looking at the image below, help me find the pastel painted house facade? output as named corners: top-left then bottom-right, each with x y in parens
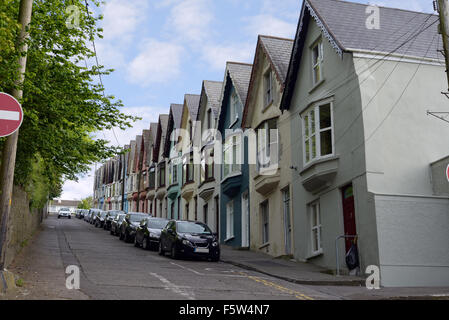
top-left (197, 80), bottom-right (223, 235)
top-left (242, 35), bottom-right (294, 258)
top-left (217, 62), bottom-right (253, 248)
top-left (153, 114), bottom-right (169, 218)
top-left (280, 0), bottom-right (449, 287)
top-left (146, 122), bottom-right (158, 216)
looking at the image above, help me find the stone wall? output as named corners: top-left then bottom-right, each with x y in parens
top-left (4, 185), bottom-right (45, 268)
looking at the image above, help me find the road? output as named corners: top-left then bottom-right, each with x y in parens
top-left (9, 215), bottom-right (344, 300)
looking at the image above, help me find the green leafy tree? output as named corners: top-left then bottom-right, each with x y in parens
top-left (0, 0), bottom-right (139, 206)
top-left (78, 196), bottom-right (93, 209)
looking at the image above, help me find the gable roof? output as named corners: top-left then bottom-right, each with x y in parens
top-left (134, 135), bottom-right (142, 172)
top-left (281, 0), bottom-right (441, 110)
top-left (217, 62), bottom-right (253, 131)
top-left (153, 114), bottom-right (169, 162)
top-left (184, 94), bottom-right (201, 121)
top-left (241, 35), bottom-right (294, 127)
top-left (202, 80), bottom-right (223, 117)
top-left (164, 103), bottom-right (184, 157)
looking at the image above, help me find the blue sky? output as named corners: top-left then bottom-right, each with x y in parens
top-left (61, 0), bottom-right (434, 200)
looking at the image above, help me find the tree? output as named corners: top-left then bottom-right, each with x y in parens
top-left (0, 0), bottom-right (139, 204)
top-left (78, 196), bottom-right (93, 209)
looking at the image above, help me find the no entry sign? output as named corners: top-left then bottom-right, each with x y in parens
top-left (0, 92), bottom-right (23, 138)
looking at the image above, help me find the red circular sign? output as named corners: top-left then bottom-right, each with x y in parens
top-left (0, 92), bottom-right (23, 137)
top-left (446, 164), bottom-right (449, 182)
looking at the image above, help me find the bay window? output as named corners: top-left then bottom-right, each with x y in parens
top-left (302, 101), bottom-right (333, 165)
top-left (257, 118), bottom-right (278, 173)
top-left (158, 162), bottom-right (165, 188)
top-left (222, 133), bottom-right (242, 180)
top-left (182, 153), bottom-right (194, 186)
top-left (148, 167), bottom-right (155, 189)
top-left (200, 147), bottom-right (214, 184)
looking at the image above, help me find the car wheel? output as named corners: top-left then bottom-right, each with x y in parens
top-left (134, 236), bottom-right (140, 247)
top-left (158, 242), bottom-right (165, 256)
top-left (124, 231), bottom-right (129, 243)
top-left (119, 230), bottom-right (124, 240)
top-left (110, 229), bottom-right (114, 235)
top-left (68, 216), bottom-right (71, 219)
top-left (211, 256), bottom-right (219, 262)
top-left (171, 245), bottom-right (179, 260)
top-left (58, 215), bottom-right (60, 219)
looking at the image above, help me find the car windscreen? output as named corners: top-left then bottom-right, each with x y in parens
top-left (60, 208), bottom-right (70, 211)
top-left (177, 222), bottom-right (212, 235)
top-left (100, 212), bottom-right (108, 217)
top-left (108, 212), bottom-right (118, 218)
top-left (117, 215), bottom-right (125, 222)
top-left (148, 219), bottom-right (169, 229)
top-left (128, 214), bottom-right (146, 222)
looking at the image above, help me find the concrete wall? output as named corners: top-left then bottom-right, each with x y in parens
top-left (5, 185), bottom-right (45, 268)
top-left (430, 156), bottom-right (449, 196)
top-left (375, 194), bottom-right (449, 287)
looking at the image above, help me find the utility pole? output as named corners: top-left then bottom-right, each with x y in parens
top-left (438, 0), bottom-right (449, 90)
top-left (0, 0), bottom-right (33, 270)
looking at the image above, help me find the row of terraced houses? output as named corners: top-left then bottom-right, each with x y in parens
top-left (93, 0), bottom-right (449, 287)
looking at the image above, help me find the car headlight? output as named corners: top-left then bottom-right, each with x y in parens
top-left (212, 242), bottom-right (218, 247)
top-left (182, 239), bottom-right (193, 247)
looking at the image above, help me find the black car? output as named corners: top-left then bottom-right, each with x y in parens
top-left (110, 213), bottom-right (126, 236)
top-left (119, 213), bottom-right (148, 243)
top-left (159, 220), bottom-right (220, 261)
top-left (104, 211), bottom-right (122, 230)
top-left (78, 209), bottom-right (88, 219)
top-left (95, 211), bottom-right (108, 228)
top-left (87, 209), bottom-right (101, 224)
top-left (134, 217), bottom-right (169, 250)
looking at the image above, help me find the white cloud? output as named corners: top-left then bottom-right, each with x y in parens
top-left (244, 14), bottom-right (296, 39)
top-left (101, 0), bottom-right (148, 42)
top-left (61, 170), bottom-right (95, 200)
top-left (167, 0), bottom-right (214, 42)
top-left (126, 39), bottom-right (184, 85)
top-left (201, 43), bottom-right (254, 70)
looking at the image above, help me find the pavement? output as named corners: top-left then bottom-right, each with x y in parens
top-left (221, 246), bottom-right (365, 286)
top-left (1, 215), bottom-right (448, 300)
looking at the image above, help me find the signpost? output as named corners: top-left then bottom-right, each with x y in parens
top-left (0, 93), bottom-right (23, 138)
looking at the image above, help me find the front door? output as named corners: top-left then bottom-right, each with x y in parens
top-left (214, 196), bottom-right (219, 239)
top-left (341, 184), bottom-right (357, 252)
top-left (283, 187), bottom-right (292, 255)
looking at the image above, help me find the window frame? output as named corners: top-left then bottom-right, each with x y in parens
top-left (309, 201), bottom-right (322, 255)
top-left (222, 132), bottom-right (243, 181)
top-left (256, 118), bottom-right (278, 173)
top-left (264, 68), bottom-right (273, 108)
top-left (311, 38), bottom-right (324, 85)
top-left (302, 99), bottom-right (334, 166)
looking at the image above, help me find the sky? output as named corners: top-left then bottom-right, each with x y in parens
top-left (60, 0), bottom-right (434, 200)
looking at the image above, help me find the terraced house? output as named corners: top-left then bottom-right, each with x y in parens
top-left (146, 123), bottom-right (158, 215)
top-left (164, 104), bottom-right (184, 220)
top-left (153, 114), bottom-right (169, 218)
top-left (242, 35), bottom-right (294, 258)
top-left (180, 94), bottom-right (201, 221)
top-left (197, 80), bottom-right (223, 235)
top-left (280, 0), bottom-right (449, 286)
top-left (217, 62), bottom-right (252, 248)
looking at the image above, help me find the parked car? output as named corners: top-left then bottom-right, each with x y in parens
top-left (110, 213), bottom-right (126, 236)
top-left (75, 209), bottom-right (82, 219)
top-left (87, 209), bottom-right (101, 224)
top-left (134, 217), bottom-right (168, 250)
top-left (95, 211), bottom-right (108, 228)
top-left (119, 213), bottom-right (148, 243)
top-left (81, 209), bottom-right (89, 219)
top-left (104, 211), bottom-right (122, 230)
top-left (159, 220), bottom-right (220, 261)
top-left (58, 207), bottom-right (71, 219)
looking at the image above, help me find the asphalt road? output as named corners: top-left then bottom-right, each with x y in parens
top-left (45, 215), bottom-right (340, 300)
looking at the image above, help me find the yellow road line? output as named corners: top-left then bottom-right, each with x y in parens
top-left (238, 272), bottom-right (314, 300)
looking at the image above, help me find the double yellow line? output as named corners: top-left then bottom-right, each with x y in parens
top-left (238, 272), bottom-right (314, 300)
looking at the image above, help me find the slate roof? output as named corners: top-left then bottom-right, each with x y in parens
top-left (307, 0), bottom-right (441, 60)
top-left (226, 62), bottom-right (253, 106)
top-left (203, 81), bottom-right (223, 117)
top-left (153, 114), bottom-right (169, 162)
top-left (150, 122), bottom-right (158, 143)
top-left (184, 94), bottom-right (201, 120)
top-left (170, 104), bottom-right (184, 129)
top-left (280, 0), bottom-right (442, 111)
top-left (259, 35), bottom-right (294, 84)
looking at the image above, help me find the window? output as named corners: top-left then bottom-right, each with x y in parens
top-left (264, 69), bottom-right (273, 107)
top-left (207, 109), bottom-right (212, 129)
top-left (257, 118), bottom-right (278, 173)
top-left (169, 158), bottom-right (179, 186)
top-left (303, 101), bottom-right (333, 165)
top-left (261, 201), bottom-right (269, 244)
top-left (230, 92), bottom-right (239, 123)
top-left (182, 153), bottom-right (194, 185)
top-left (223, 133), bottom-right (242, 179)
top-left (200, 147), bottom-right (214, 183)
top-left (226, 201), bottom-right (234, 239)
top-left (310, 202), bottom-right (322, 254)
top-left (158, 163), bottom-right (165, 188)
top-left (149, 167), bottom-right (155, 189)
top-left (312, 39), bottom-right (323, 85)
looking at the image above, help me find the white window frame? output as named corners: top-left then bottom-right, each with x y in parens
top-left (264, 69), bottom-right (273, 107)
top-left (302, 99), bottom-right (334, 166)
top-left (311, 39), bottom-right (324, 85)
top-left (222, 132), bottom-right (242, 181)
top-left (230, 92), bottom-right (239, 125)
top-left (310, 201), bottom-right (322, 255)
top-left (226, 200), bottom-right (234, 240)
top-left (257, 118), bottom-right (278, 173)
